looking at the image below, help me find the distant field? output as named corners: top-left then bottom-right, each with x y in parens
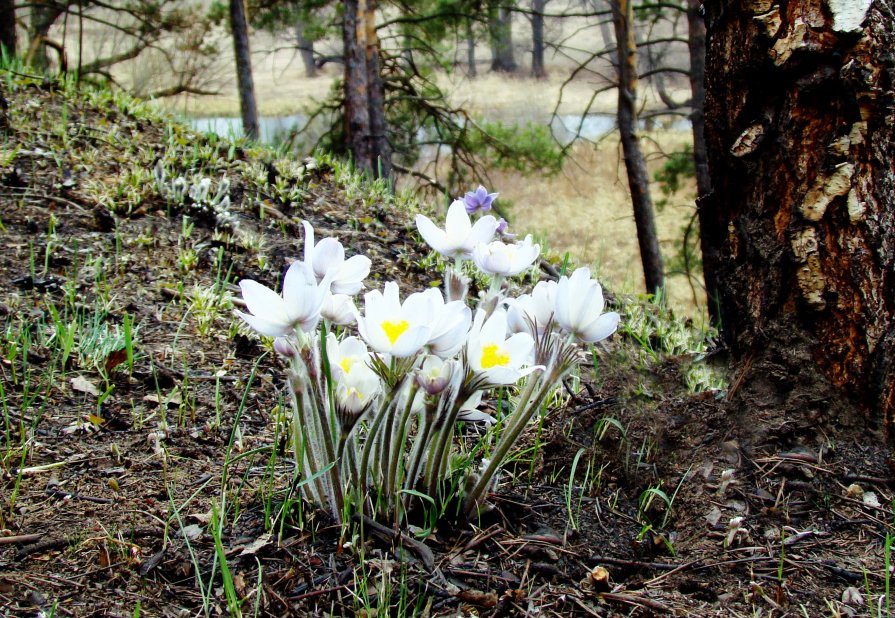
top-left (148, 15), bottom-right (703, 317)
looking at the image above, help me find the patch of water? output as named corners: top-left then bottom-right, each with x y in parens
top-left (187, 112), bottom-right (690, 146)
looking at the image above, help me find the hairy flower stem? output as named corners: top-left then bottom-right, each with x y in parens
top-left (356, 376), bottom-right (406, 512)
top-left (425, 380), bottom-right (478, 499)
top-left (289, 376), bottom-right (329, 516)
top-left (463, 363), bottom-right (569, 516)
top-left (387, 381), bottom-right (419, 522)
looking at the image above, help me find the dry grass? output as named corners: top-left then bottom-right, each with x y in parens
top-left (491, 132), bottom-right (704, 317)
top-left (148, 20), bottom-right (702, 317)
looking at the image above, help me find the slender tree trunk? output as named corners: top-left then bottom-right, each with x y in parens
top-left (364, 0), bottom-right (390, 179)
top-left (229, 0), bottom-right (259, 140)
top-left (612, 0), bottom-right (664, 296)
top-left (466, 18), bottom-right (476, 77)
top-left (686, 0), bottom-right (718, 322)
top-left (0, 0), bottom-right (16, 57)
top-left (530, 0), bottom-right (547, 78)
top-left (27, 2), bottom-right (61, 70)
top-left (703, 2), bottom-right (895, 438)
top-left (295, 20), bottom-right (317, 77)
top-left (489, 6), bottom-right (516, 73)
top-left (343, 0), bottom-right (372, 175)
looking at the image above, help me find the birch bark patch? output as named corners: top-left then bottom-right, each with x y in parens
top-left (800, 163), bottom-right (854, 221)
top-left (826, 0), bottom-right (871, 33)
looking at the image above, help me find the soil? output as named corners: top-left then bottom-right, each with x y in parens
top-left (0, 74), bottom-right (892, 618)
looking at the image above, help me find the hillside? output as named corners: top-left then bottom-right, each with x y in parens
top-left (0, 72), bottom-right (889, 617)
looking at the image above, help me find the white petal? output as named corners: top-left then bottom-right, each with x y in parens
top-left (445, 199), bottom-right (472, 240)
top-left (302, 220), bottom-right (315, 266)
top-left (415, 214), bottom-right (451, 255)
top-left (578, 312), bottom-right (620, 343)
top-left (239, 279), bottom-right (288, 323)
top-left (235, 310), bottom-right (290, 337)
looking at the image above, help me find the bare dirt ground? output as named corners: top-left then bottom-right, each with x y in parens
top-left (0, 74), bottom-right (892, 618)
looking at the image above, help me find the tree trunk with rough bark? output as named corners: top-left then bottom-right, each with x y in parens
top-left (0, 0), bottom-right (16, 57)
top-left (341, 0), bottom-right (389, 179)
top-left (295, 20), bottom-right (317, 77)
top-left (229, 0), bottom-right (259, 140)
top-left (343, 0), bottom-right (372, 175)
top-left (703, 1), bottom-right (895, 440)
top-left (530, 0), bottom-right (547, 78)
top-left (489, 6), bottom-right (517, 73)
top-left (612, 0), bottom-right (664, 296)
top-left (466, 18), bottom-right (476, 77)
top-left (27, 2), bottom-right (62, 70)
top-left (686, 0), bottom-right (718, 322)
top-left (364, 0), bottom-right (390, 179)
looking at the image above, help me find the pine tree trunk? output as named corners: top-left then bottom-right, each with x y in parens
top-left (466, 18), bottom-right (477, 77)
top-left (229, 0), bottom-right (259, 140)
top-left (342, 0), bottom-right (373, 175)
top-left (0, 0), bottom-right (16, 57)
top-left (686, 0), bottom-right (718, 321)
top-left (295, 20), bottom-right (317, 77)
top-left (364, 0), bottom-right (390, 179)
top-left (703, 2), bottom-right (895, 437)
top-left (612, 0), bottom-right (664, 296)
top-left (489, 6), bottom-right (516, 73)
top-left (530, 0), bottom-right (547, 79)
top-left (27, 2), bottom-right (61, 70)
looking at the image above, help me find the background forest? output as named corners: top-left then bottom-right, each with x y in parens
top-left (1, 1), bottom-right (894, 617)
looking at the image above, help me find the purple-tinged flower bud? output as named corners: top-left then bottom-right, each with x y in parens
top-left (273, 337), bottom-right (297, 358)
top-left (496, 218), bottom-right (516, 239)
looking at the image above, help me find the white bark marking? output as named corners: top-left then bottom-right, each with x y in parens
top-left (826, 0), bottom-right (871, 33)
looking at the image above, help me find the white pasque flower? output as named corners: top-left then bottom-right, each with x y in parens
top-left (466, 309), bottom-right (540, 385)
top-left (416, 355), bottom-right (458, 395)
top-left (321, 292), bottom-right (357, 326)
top-left (326, 333), bottom-right (372, 381)
top-left (236, 261), bottom-right (330, 337)
top-left (420, 288), bottom-right (472, 358)
top-left (472, 234), bottom-right (540, 277)
top-left (302, 220), bottom-right (371, 295)
top-left (456, 390), bottom-right (496, 426)
top-left (336, 362), bottom-right (382, 417)
top-left (355, 282), bottom-right (433, 357)
top-left (415, 199), bottom-right (499, 260)
top-left (506, 280), bottom-right (557, 337)
top-left (554, 267), bottom-right (620, 343)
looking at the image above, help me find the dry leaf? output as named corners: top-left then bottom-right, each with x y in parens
top-left (104, 348), bottom-right (128, 373)
top-left (71, 376), bottom-right (101, 397)
top-left (239, 533), bottom-right (272, 556)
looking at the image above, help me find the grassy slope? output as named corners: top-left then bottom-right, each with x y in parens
top-left (0, 71), bottom-right (744, 617)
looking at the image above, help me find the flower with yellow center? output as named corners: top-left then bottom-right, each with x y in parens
top-left (355, 282), bottom-right (433, 357)
top-left (326, 334), bottom-right (372, 381)
top-left (466, 309), bottom-right (540, 385)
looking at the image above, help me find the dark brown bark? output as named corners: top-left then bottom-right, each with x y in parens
top-left (530, 0), bottom-right (547, 79)
top-left (489, 6), bottom-right (516, 73)
top-left (295, 20), bottom-right (317, 77)
top-left (612, 0), bottom-right (664, 296)
top-left (342, 0), bottom-right (372, 175)
top-left (703, 2), bottom-right (895, 434)
top-left (364, 0), bottom-right (390, 179)
top-left (0, 0), bottom-right (16, 57)
top-left (229, 0), bottom-right (259, 140)
top-left (685, 0), bottom-right (719, 322)
top-left (466, 18), bottom-right (476, 77)
top-left (27, 2), bottom-right (62, 70)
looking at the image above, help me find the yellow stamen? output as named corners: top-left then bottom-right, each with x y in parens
top-left (480, 343), bottom-right (510, 369)
top-left (340, 358), bottom-right (354, 374)
top-left (381, 320), bottom-right (410, 345)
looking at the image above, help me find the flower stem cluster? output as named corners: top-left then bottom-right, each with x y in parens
top-left (236, 191), bottom-right (619, 528)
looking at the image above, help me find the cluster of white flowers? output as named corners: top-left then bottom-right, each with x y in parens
top-left (153, 160), bottom-right (237, 229)
top-left (235, 189), bottom-right (619, 526)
